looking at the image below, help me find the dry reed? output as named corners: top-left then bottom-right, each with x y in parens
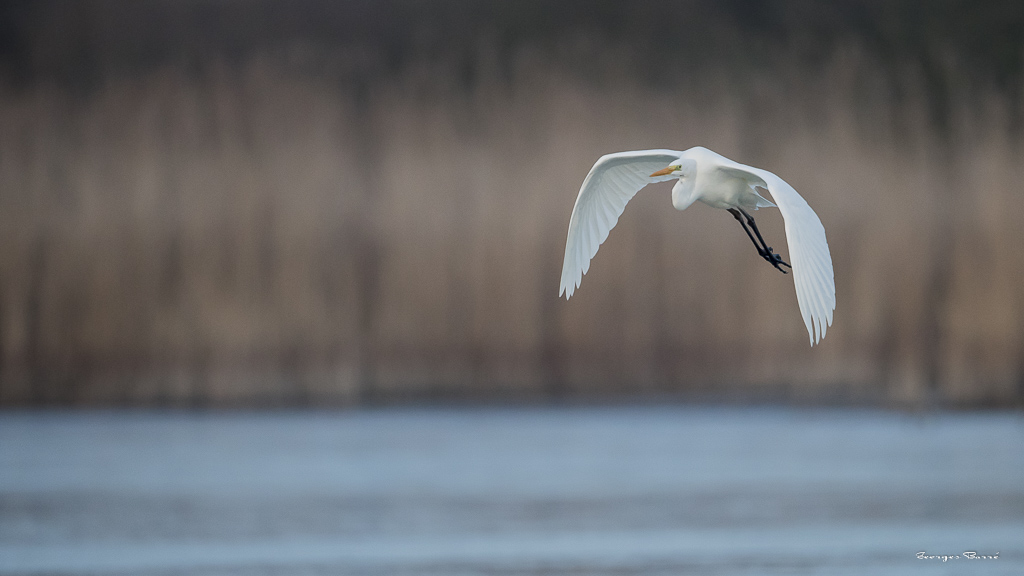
top-left (0, 44), bottom-right (1020, 407)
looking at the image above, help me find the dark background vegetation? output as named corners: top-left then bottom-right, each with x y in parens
top-left (0, 0), bottom-right (1022, 407)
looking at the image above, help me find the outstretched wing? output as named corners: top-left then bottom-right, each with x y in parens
top-left (719, 163), bottom-right (836, 345)
top-left (560, 149), bottom-right (683, 299)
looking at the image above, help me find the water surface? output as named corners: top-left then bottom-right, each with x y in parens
top-left (1, 407), bottom-right (1021, 575)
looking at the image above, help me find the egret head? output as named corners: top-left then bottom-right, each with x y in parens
top-left (650, 164), bottom-right (684, 178)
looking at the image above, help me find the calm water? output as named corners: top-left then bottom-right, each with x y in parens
top-left (1, 407), bottom-right (1022, 575)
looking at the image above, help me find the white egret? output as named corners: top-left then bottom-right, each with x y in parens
top-left (559, 146), bottom-right (835, 345)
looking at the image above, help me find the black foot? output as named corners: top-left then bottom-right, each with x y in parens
top-left (762, 247), bottom-right (791, 274)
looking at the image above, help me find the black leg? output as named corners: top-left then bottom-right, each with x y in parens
top-left (729, 208), bottom-right (791, 273)
top-left (737, 208), bottom-right (772, 253)
top-left (727, 209), bottom-right (766, 256)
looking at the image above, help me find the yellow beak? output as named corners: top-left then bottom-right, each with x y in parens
top-left (649, 166), bottom-right (675, 177)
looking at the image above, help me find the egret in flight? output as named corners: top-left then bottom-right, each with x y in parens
top-left (559, 147), bottom-right (835, 345)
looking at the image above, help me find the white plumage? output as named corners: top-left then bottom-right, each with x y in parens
top-left (559, 146), bottom-right (835, 346)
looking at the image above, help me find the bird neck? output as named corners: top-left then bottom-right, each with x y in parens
top-left (671, 177), bottom-right (697, 211)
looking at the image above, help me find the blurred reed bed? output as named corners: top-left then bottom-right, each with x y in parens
top-left (0, 42), bottom-right (1020, 407)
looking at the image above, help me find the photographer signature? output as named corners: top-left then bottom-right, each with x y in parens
top-left (917, 551), bottom-right (999, 562)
